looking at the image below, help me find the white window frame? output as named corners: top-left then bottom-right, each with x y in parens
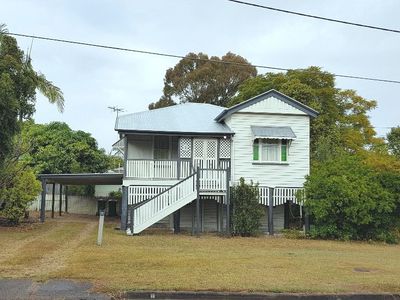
top-left (253, 138), bottom-right (289, 163)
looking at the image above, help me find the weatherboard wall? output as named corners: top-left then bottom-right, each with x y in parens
top-left (225, 95), bottom-right (310, 187)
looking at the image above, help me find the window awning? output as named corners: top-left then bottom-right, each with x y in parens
top-left (251, 126), bottom-right (297, 140)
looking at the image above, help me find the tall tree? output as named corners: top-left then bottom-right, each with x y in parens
top-left (148, 52), bottom-right (257, 109)
top-left (0, 25), bottom-right (64, 162)
top-left (230, 67), bottom-right (381, 158)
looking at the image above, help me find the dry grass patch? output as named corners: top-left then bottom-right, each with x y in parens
top-left (1, 215), bottom-right (400, 294)
top-left (0, 218), bottom-right (87, 277)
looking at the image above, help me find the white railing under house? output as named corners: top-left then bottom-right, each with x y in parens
top-left (198, 169), bottom-right (227, 193)
top-left (129, 172), bottom-right (197, 234)
top-left (126, 159), bottom-right (191, 180)
top-left (258, 187), bottom-right (304, 206)
top-left (128, 185), bottom-right (169, 205)
top-left (273, 187), bottom-right (304, 206)
top-left (258, 186), bottom-right (270, 205)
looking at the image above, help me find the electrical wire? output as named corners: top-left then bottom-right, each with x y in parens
top-left (5, 32), bottom-right (400, 84)
top-left (227, 0), bottom-right (400, 34)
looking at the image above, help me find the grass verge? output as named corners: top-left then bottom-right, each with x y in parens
top-left (1, 215), bottom-right (400, 294)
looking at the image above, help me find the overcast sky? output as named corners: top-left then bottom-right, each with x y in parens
top-left (1, 0), bottom-right (399, 152)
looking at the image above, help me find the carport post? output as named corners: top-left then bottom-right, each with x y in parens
top-left (65, 186), bottom-right (68, 213)
top-left (121, 186), bottom-right (128, 231)
top-left (40, 179), bottom-right (47, 222)
top-left (59, 184), bottom-right (63, 216)
top-left (51, 183), bottom-right (55, 218)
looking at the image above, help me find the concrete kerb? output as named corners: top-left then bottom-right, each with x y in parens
top-left (123, 291), bottom-right (400, 300)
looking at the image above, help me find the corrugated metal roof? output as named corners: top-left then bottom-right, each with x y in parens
top-left (251, 126), bottom-right (297, 139)
top-left (115, 103), bottom-right (233, 135)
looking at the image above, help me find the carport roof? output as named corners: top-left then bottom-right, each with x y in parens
top-left (38, 173), bottom-right (123, 185)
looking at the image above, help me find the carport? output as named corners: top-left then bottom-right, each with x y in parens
top-left (38, 173), bottom-right (123, 224)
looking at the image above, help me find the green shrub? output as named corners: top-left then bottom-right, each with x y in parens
top-left (0, 165), bottom-right (41, 224)
top-left (231, 178), bottom-right (264, 237)
top-left (304, 153), bottom-right (400, 243)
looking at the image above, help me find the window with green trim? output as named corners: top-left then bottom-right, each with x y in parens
top-left (253, 138), bottom-right (289, 162)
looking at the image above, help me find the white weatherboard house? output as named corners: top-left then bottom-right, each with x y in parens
top-left (115, 90), bottom-right (318, 235)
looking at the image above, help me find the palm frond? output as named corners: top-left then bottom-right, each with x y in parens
top-left (0, 23), bottom-right (8, 34)
top-left (35, 72), bottom-right (65, 112)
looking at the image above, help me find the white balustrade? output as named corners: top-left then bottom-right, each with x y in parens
top-left (273, 187), bottom-right (303, 206)
top-left (128, 186), bottom-right (169, 205)
top-left (126, 159), bottom-right (192, 179)
top-left (257, 187), bottom-right (304, 206)
top-left (131, 173), bottom-right (197, 234)
top-left (199, 169), bottom-right (227, 192)
top-left (258, 187), bottom-right (270, 205)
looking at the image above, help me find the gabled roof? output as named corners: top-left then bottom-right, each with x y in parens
top-left (215, 89), bottom-right (319, 121)
top-left (115, 103), bottom-right (233, 135)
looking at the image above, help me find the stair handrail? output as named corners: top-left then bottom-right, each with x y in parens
top-left (130, 171), bottom-right (197, 211)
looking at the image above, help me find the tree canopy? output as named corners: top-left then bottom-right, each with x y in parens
top-left (230, 67), bottom-right (382, 158)
top-left (21, 121), bottom-right (112, 174)
top-left (148, 52), bottom-right (257, 109)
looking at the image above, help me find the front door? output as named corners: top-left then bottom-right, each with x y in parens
top-left (193, 138), bottom-right (218, 169)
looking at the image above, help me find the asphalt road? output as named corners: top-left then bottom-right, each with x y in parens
top-left (0, 279), bottom-right (110, 300)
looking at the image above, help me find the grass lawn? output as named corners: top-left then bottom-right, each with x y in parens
top-left (1, 214), bottom-right (400, 294)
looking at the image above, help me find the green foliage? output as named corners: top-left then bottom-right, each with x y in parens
top-left (21, 121), bottom-right (111, 174)
top-left (148, 96), bottom-right (176, 110)
top-left (0, 72), bottom-right (19, 163)
top-left (304, 152), bottom-right (400, 243)
top-left (231, 178), bottom-right (264, 236)
top-left (230, 67), bottom-right (381, 159)
top-left (0, 163), bottom-right (41, 224)
top-left (109, 190), bottom-right (122, 199)
top-left (0, 24), bottom-right (63, 165)
top-left (387, 126), bottom-right (400, 158)
top-left (107, 155), bottom-right (123, 170)
top-left (148, 52), bottom-right (257, 109)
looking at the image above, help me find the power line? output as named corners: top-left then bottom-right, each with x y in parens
top-left (5, 32), bottom-right (400, 84)
top-left (227, 0), bottom-right (400, 34)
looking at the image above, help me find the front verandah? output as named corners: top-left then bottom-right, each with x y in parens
top-left (123, 134), bottom-right (231, 180)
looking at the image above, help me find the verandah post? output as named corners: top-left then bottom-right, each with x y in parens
top-left (121, 185), bottom-right (128, 231)
top-left (196, 168), bottom-right (200, 237)
top-left (40, 179), bottom-right (47, 223)
top-left (173, 209), bottom-right (181, 234)
top-left (226, 169), bottom-right (230, 235)
top-left (268, 187), bottom-right (274, 235)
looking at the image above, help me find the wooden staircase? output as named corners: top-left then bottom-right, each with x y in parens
top-left (127, 172), bottom-right (198, 234)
